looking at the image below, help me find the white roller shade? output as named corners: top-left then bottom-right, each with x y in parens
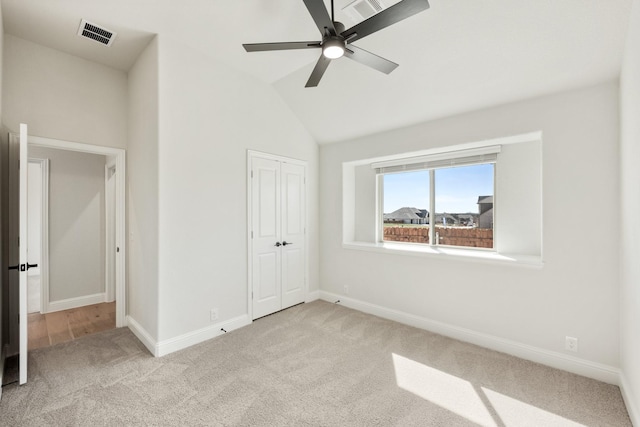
top-left (372, 146), bottom-right (501, 174)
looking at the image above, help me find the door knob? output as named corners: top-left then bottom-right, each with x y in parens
top-left (282, 241), bottom-right (293, 246)
top-left (274, 242), bottom-right (282, 247)
top-left (8, 263), bottom-right (38, 271)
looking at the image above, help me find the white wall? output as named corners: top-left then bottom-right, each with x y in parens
top-left (2, 35), bottom-right (127, 149)
top-left (27, 162), bottom-right (42, 276)
top-left (127, 37), bottom-right (160, 341)
top-left (495, 141), bottom-right (542, 256)
top-left (156, 37), bottom-right (319, 342)
top-left (320, 82), bottom-right (620, 369)
top-left (353, 164), bottom-right (376, 242)
top-left (619, 0), bottom-right (640, 421)
top-left (29, 146), bottom-right (106, 303)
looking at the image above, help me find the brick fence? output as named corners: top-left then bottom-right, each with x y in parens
top-left (383, 226), bottom-right (493, 248)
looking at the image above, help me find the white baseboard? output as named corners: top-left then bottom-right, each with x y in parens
top-left (620, 374), bottom-right (639, 426)
top-left (306, 290), bottom-right (320, 302)
top-left (319, 291), bottom-right (621, 385)
top-left (127, 314), bottom-right (252, 358)
top-left (127, 316), bottom-right (159, 356)
top-left (46, 293), bottom-right (107, 313)
top-left (156, 315), bottom-right (251, 357)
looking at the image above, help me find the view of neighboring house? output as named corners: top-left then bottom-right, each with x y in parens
top-left (383, 207), bottom-right (429, 224)
top-left (385, 196), bottom-right (493, 228)
top-left (456, 214), bottom-right (476, 226)
top-left (435, 213), bottom-right (460, 226)
top-left (477, 195), bottom-right (494, 229)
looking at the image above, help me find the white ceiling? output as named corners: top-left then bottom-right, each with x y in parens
top-left (1, 0), bottom-right (633, 143)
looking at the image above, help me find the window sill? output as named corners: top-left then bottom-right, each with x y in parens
top-left (342, 241), bottom-right (543, 268)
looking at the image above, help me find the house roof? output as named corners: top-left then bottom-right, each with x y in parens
top-left (456, 214), bottom-right (476, 220)
top-left (478, 196), bottom-right (494, 204)
top-left (384, 207), bottom-right (428, 220)
top-left (0, 0), bottom-right (632, 144)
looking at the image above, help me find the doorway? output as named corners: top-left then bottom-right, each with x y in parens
top-left (247, 151), bottom-right (308, 320)
top-left (24, 137), bottom-right (125, 326)
top-left (6, 131), bottom-right (126, 383)
top-left (26, 135), bottom-right (126, 329)
top-left (24, 151), bottom-right (119, 351)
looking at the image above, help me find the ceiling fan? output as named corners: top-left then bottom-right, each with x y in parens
top-left (242, 0), bottom-right (430, 87)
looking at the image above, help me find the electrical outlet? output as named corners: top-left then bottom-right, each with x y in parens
top-left (210, 308), bottom-right (219, 322)
top-left (565, 336), bottom-right (578, 352)
top-left (344, 285), bottom-right (349, 295)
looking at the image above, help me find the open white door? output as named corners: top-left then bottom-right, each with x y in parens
top-left (19, 123), bottom-right (29, 384)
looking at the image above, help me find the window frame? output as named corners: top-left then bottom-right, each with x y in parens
top-left (376, 149), bottom-right (498, 251)
top-left (342, 132), bottom-right (543, 268)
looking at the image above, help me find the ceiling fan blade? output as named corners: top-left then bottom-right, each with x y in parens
top-left (305, 55), bottom-right (331, 87)
top-left (341, 0), bottom-right (430, 44)
top-left (303, 0), bottom-right (337, 36)
top-left (344, 45), bottom-right (398, 74)
top-left (243, 41), bottom-right (321, 52)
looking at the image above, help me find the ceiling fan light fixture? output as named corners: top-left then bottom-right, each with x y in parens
top-left (322, 38), bottom-right (345, 59)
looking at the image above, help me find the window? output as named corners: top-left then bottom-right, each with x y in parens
top-left (376, 147), bottom-right (498, 250)
top-left (343, 133), bottom-right (542, 264)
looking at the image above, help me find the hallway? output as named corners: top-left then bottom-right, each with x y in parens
top-left (27, 302), bottom-right (116, 350)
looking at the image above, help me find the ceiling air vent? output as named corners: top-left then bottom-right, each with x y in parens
top-left (77, 19), bottom-right (117, 47)
top-left (343, 0), bottom-right (384, 22)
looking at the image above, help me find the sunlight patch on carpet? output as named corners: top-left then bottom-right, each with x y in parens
top-left (393, 353), bottom-right (588, 427)
top-left (482, 387), bottom-right (586, 427)
top-left (392, 353), bottom-right (497, 426)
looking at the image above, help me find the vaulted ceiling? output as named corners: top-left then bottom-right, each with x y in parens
top-left (1, 0), bottom-right (633, 143)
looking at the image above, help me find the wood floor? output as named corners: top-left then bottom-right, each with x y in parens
top-left (27, 302), bottom-right (116, 350)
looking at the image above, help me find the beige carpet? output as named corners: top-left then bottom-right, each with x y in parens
top-left (0, 300), bottom-right (632, 426)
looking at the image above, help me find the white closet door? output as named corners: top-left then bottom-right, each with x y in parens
top-left (251, 157), bottom-right (282, 319)
top-left (280, 162), bottom-right (305, 309)
top-left (250, 154), bottom-right (307, 320)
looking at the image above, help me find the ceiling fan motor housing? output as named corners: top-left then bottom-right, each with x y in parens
top-left (333, 21), bottom-right (346, 34)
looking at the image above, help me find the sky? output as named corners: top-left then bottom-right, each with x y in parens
top-left (383, 164), bottom-right (494, 214)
